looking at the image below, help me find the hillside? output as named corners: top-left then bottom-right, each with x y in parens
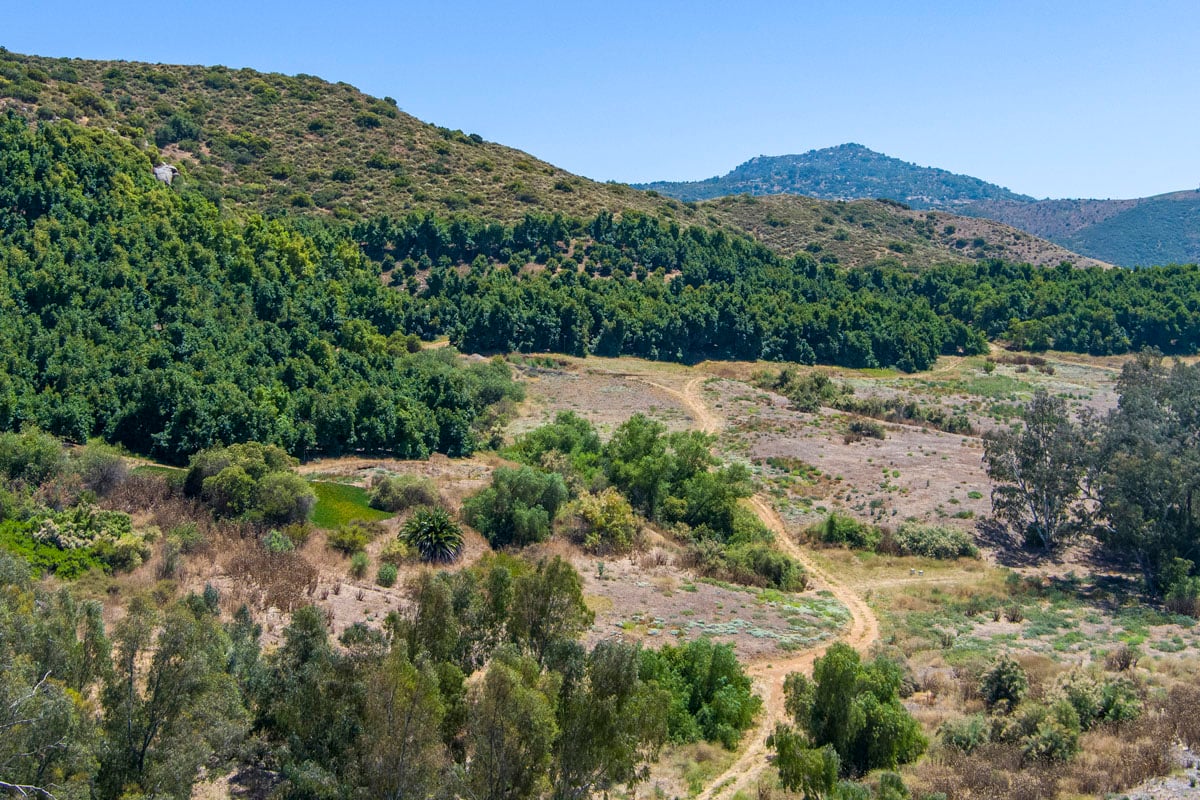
top-left (699, 194), bottom-right (1109, 269)
top-left (637, 139), bottom-right (1200, 267)
top-left (0, 48), bottom-right (687, 224)
top-left (962, 190), bottom-right (1200, 265)
top-left (0, 49), bottom-right (1098, 270)
top-left (636, 143), bottom-right (1034, 208)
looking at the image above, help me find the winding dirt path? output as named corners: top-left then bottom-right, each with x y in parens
top-left (645, 374), bottom-right (881, 799)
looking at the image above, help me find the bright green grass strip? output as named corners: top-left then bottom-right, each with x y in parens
top-left (132, 465), bottom-right (184, 476)
top-left (310, 482), bottom-right (392, 529)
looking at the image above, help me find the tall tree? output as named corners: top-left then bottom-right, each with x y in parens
top-left (97, 597), bottom-right (247, 800)
top-left (551, 641), bottom-right (668, 799)
top-left (779, 643), bottom-right (925, 777)
top-left (508, 557), bottom-right (594, 666)
top-left (357, 645), bottom-right (446, 800)
top-left (1092, 354), bottom-right (1200, 586)
top-left (462, 652), bottom-right (559, 800)
top-left (983, 389), bottom-right (1089, 549)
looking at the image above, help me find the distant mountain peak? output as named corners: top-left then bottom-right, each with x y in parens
top-left (637, 145), bottom-right (1033, 209)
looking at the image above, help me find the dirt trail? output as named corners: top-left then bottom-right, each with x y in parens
top-left (638, 376), bottom-right (722, 435)
top-left (648, 374), bottom-right (881, 799)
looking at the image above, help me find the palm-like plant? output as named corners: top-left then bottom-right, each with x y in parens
top-left (400, 506), bottom-right (464, 562)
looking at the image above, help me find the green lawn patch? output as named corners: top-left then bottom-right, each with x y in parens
top-left (131, 465), bottom-right (184, 477)
top-left (310, 482), bottom-right (392, 529)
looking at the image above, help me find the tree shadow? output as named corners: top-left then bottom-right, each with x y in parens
top-left (974, 517), bottom-right (1044, 567)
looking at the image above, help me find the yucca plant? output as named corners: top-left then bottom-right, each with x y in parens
top-left (400, 506), bottom-right (464, 562)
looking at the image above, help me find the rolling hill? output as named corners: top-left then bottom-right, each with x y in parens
top-left (639, 143), bottom-right (1200, 267)
top-left (700, 194), bottom-right (1108, 268)
top-left (0, 48), bottom-right (1097, 269)
top-left (961, 190), bottom-right (1200, 266)
top-left (636, 144), bottom-right (1034, 208)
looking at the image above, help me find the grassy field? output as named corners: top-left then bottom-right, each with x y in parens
top-left (310, 481), bottom-right (392, 529)
top-left (131, 464), bottom-right (184, 477)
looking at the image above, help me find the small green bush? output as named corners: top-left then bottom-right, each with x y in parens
top-left (938, 714), bottom-right (989, 753)
top-left (1163, 559), bottom-right (1200, 616)
top-left (327, 520), bottom-right (380, 554)
top-left (0, 429), bottom-right (65, 486)
top-left (1053, 670), bottom-right (1142, 730)
top-left (812, 513), bottom-right (881, 551)
top-left (376, 562), bottom-right (398, 587)
top-left (1018, 700), bottom-right (1081, 764)
top-left (256, 472), bottom-right (316, 524)
top-left (847, 418), bottom-right (886, 440)
top-left (379, 537), bottom-right (411, 565)
top-left (369, 474), bottom-right (438, 512)
top-left (263, 529), bottom-right (295, 553)
top-left (168, 522), bottom-right (204, 553)
top-left (462, 466), bottom-right (567, 548)
top-left (349, 552), bottom-right (369, 579)
top-left (892, 523), bottom-right (978, 559)
top-left (728, 543), bottom-right (808, 591)
top-left (980, 657), bottom-right (1029, 713)
top-left (563, 488), bottom-right (637, 554)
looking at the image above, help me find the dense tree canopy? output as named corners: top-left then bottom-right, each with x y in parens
top-left (358, 210), bottom-right (1200, 370)
top-left (0, 113), bottom-right (519, 462)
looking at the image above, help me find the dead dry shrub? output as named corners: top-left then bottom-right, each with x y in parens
top-left (1015, 654), bottom-right (1062, 699)
top-left (1168, 683), bottom-right (1200, 748)
top-left (919, 669), bottom-right (955, 700)
top-left (223, 540), bottom-right (318, 612)
top-left (638, 547), bottom-right (670, 569)
top-left (919, 743), bottom-right (1055, 800)
top-left (1104, 643), bottom-right (1140, 672)
top-left (104, 473), bottom-right (176, 512)
top-left (1060, 714), bottom-right (1175, 796)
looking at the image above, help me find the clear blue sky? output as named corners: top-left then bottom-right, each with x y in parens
top-left (5, 0), bottom-right (1198, 199)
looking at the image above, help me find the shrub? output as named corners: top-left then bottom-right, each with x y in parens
top-left (0, 429), bottom-right (65, 486)
top-left (1162, 559), bottom-right (1200, 616)
top-left (349, 551), bottom-right (369, 579)
top-left (1097, 677), bottom-right (1142, 725)
top-left (1018, 700), bottom-right (1081, 764)
top-left (639, 638), bottom-right (761, 748)
top-left (376, 562), bottom-right (398, 587)
top-left (769, 726), bottom-right (839, 797)
top-left (264, 529), bottom-right (296, 554)
top-left (327, 520), bottom-right (379, 554)
top-left (785, 643), bottom-right (927, 774)
top-left (980, 657), bottom-right (1029, 713)
top-left (847, 418), bottom-right (886, 440)
top-left (186, 442), bottom-right (296, 496)
top-left (938, 714), bottom-right (989, 753)
top-left (187, 443), bottom-right (313, 522)
top-left (201, 466), bottom-right (256, 516)
top-left (368, 474), bottom-right (438, 512)
top-left (812, 513), bottom-right (880, 551)
top-left (154, 112), bottom-right (200, 146)
top-left (169, 522), bottom-right (205, 553)
top-left (379, 537), bottom-right (411, 565)
top-left (400, 506), bottom-right (464, 562)
top-left (1167, 683), bottom-right (1200, 748)
top-left (257, 472), bottom-right (317, 524)
top-left (1104, 644), bottom-right (1140, 672)
top-left (892, 523), bottom-right (978, 559)
top-left (1051, 670), bottom-right (1142, 731)
top-left (72, 440), bottom-right (128, 495)
top-left (462, 466), bottom-right (567, 548)
top-left (726, 543), bottom-right (807, 591)
top-left (563, 488), bottom-right (637, 553)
